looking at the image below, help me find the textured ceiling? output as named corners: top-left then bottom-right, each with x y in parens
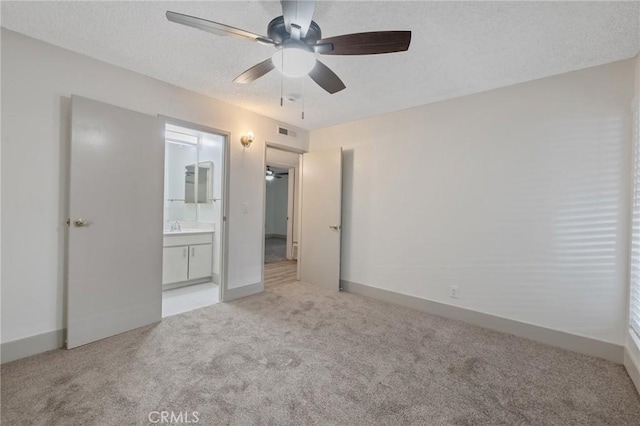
top-left (2, 1), bottom-right (639, 130)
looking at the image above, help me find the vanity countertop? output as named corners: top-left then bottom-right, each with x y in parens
top-left (163, 229), bottom-right (214, 236)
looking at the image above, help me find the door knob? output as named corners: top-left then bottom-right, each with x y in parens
top-left (73, 218), bottom-right (90, 227)
top-left (329, 225), bottom-right (340, 230)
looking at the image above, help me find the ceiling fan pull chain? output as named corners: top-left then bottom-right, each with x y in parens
top-left (280, 76), bottom-right (283, 107)
top-left (280, 49), bottom-right (284, 107)
top-left (301, 77), bottom-right (305, 120)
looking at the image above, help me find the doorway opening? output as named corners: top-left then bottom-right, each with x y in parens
top-left (162, 122), bottom-right (228, 317)
top-left (263, 146), bottom-right (302, 288)
top-left (265, 166), bottom-right (290, 263)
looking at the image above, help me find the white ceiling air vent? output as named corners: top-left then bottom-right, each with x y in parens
top-left (277, 125), bottom-right (297, 138)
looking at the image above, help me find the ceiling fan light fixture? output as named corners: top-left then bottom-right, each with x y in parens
top-left (272, 47), bottom-right (316, 78)
top-left (266, 167), bottom-right (275, 181)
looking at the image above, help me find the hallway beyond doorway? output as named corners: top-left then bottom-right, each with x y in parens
top-left (265, 237), bottom-right (287, 263)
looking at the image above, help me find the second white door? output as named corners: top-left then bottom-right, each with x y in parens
top-left (300, 148), bottom-right (342, 291)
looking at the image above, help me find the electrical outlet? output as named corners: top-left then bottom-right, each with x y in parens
top-left (449, 285), bottom-right (459, 299)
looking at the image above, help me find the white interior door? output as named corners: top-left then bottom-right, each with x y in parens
top-left (67, 96), bottom-right (164, 349)
top-left (300, 148), bottom-right (342, 290)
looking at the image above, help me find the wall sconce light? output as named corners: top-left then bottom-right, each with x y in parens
top-left (240, 132), bottom-right (254, 148)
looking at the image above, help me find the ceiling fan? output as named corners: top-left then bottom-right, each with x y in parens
top-left (266, 166), bottom-right (287, 181)
top-left (166, 1), bottom-right (411, 94)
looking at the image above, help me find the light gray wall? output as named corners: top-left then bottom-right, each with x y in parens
top-left (311, 59), bottom-right (635, 345)
top-left (0, 29), bottom-right (308, 344)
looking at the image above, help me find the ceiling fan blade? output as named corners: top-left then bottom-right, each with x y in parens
top-left (308, 60), bottom-right (346, 94)
top-left (281, 1), bottom-right (316, 38)
top-left (233, 58), bottom-right (275, 84)
top-left (317, 31), bottom-right (411, 55)
top-left (166, 11), bottom-right (275, 46)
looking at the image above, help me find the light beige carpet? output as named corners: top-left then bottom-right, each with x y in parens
top-left (2, 281), bottom-right (639, 425)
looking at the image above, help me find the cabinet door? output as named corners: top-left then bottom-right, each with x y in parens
top-left (162, 246), bottom-right (189, 285)
top-left (188, 244), bottom-right (213, 280)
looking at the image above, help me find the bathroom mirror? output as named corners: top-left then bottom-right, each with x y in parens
top-left (165, 142), bottom-right (197, 222)
top-left (185, 161), bottom-right (213, 203)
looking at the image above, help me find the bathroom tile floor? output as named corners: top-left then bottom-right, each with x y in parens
top-left (162, 282), bottom-right (219, 318)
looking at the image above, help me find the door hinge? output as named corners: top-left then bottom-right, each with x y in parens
top-left (223, 216), bottom-right (227, 222)
top-left (66, 218), bottom-right (70, 226)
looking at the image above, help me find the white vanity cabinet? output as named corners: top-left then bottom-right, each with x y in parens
top-left (162, 232), bottom-right (213, 286)
top-left (162, 246), bottom-right (190, 284)
top-left (187, 244), bottom-right (213, 280)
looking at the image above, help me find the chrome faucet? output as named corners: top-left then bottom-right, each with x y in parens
top-left (170, 221), bottom-right (181, 232)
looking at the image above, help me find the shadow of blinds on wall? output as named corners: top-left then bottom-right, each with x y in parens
top-left (631, 103), bottom-right (640, 337)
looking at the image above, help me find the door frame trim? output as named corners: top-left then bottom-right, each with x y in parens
top-left (159, 115), bottom-right (231, 303)
top-left (265, 141), bottom-right (306, 154)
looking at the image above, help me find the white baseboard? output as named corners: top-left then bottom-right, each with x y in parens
top-left (2, 281), bottom-right (265, 363)
top-left (1, 329), bottom-right (65, 364)
top-left (265, 234), bottom-right (286, 240)
top-left (4, 282), bottom-right (623, 369)
top-left (624, 332), bottom-right (640, 393)
top-left (342, 280), bottom-right (624, 363)
top-left (162, 277), bottom-right (211, 291)
top-left (224, 281), bottom-right (263, 301)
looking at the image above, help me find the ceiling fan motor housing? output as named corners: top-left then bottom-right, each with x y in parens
top-left (267, 16), bottom-right (322, 45)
